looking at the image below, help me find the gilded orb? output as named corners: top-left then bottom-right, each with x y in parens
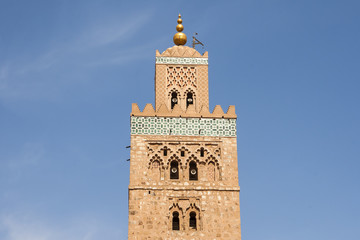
top-left (176, 24), bottom-right (184, 32)
top-left (173, 32), bottom-right (187, 46)
top-left (173, 14), bottom-right (187, 46)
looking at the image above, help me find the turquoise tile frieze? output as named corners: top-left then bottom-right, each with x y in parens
top-left (155, 57), bottom-right (208, 65)
top-left (131, 116), bottom-right (236, 137)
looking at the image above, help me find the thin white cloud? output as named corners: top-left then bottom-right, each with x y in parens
top-left (77, 12), bottom-right (152, 48)
top-left (0, 10), bottom-right (155, 101)
top-left (0, 214), bottom-right (122, 240)
top-left (1, 215), bottom-right (52, 240)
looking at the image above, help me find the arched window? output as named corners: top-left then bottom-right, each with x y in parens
top-left (170, 161), bottom-right (179, 179)
top-left (189, 211), bottom-right (197, 230)
top-left (208, 161), bottom-right (215, 181)
top-left (189, 161), bottom-right (198, 181)
top-left (152, 160), bottom-right (161, 181)
top-left (200, 148), bottom-right (204, 157)
top-left (186, 92), bottom-right (193, 107)
top-left (171, 92), bottom-right (178, 109)
top-left (172, 211), bottom-right (180, 230)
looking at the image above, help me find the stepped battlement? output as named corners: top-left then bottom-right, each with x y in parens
top-left (130, 103), bottom-right (237, 119)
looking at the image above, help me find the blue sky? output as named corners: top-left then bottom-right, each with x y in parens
top-left (0, 0), bottom-right (359, 239)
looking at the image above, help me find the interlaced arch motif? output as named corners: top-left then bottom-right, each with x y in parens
top-left (168, 202), bottom-right (201, 231)
top-left (146, 142), bottom-right (222, 182)
top-left (167, 88), bottom-right (181, 97)
top-left (167, 88), bottom-right (181, 109)
top-left (169, 203), bottom-right (184, 215)
top-left (206, 155), bottom-right (220, 181)
top-left (177, 146), bottom-right (190, 157)
top-left (184, 88), bottom-right (196, 98)
top-left (167, 66), bottom-right (197, 89)
top-left (159, 146), bottom-right (173, 157)
top-left (207, 161), bottom-right (216, 181)
top-left (214, 147), bottom-right (221, 157)
top-left (169, 203), bottom-right (183, 231)
top-left (184, 154), bottom-right (200, 168)
top-left (166, 154), bottom-right (183, 169)
top-left (206, 155), bottom-right (220, 168)
top-left (185, 203), bottom-right (201, 230)
top-left (196, 147), bottom-right (209, 158)
top-left (185, 203), bottom-right (200, 214)
top-left (177, 146), bottom-right (190, 152)
top-left (148, 154), bottom-right (164, 169)
top-left (147, 146), bottom-right (154, 156)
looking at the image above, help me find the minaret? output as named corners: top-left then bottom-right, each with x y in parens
top-left (128, 15), bottom-right (241, 239)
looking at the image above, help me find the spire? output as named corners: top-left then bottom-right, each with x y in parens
top-left (173, 14), bottom-right (187, 46)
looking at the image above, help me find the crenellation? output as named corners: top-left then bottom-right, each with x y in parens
top-left (131, 103), bottom-right (237, 119)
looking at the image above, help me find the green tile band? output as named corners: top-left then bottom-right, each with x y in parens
top-left (131, 116), bottom-right (236, 137)
top-left (155, 57), bottom-right (208, 65)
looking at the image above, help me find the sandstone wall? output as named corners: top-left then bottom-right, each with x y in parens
top-left (128, 134), bottom-right (241, 239)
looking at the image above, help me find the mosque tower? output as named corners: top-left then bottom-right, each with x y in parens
top-left (128, 14), bottom-right (241, 239)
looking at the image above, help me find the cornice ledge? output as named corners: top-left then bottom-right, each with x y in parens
top-left (128, 185), bottom-right (240, 191)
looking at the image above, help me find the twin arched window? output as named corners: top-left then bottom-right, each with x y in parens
top-left (172, 212), bottom-right (180, 230)
top-left (189, 212), bottom-right (197, 229)
top-left (170, 160), bottom-right (198, 181)
top-left (170, 161), bottom-right (179, 179)
top-left (189, 161), bottom-right (198, 181)
top-left (171, 92), bottom-right (178, 109)
top-left (170, 91), bottom-right (195, 109)
top-left (186, 92), bottom-right (193, 107)
top-left (172, 211), bottom-right (197, 231)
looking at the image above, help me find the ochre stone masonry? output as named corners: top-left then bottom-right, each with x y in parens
top-left (128, 17), bottom-right (241, 239)
top-left (128, 136), bottom-right (241, 239)
top-left (155, 46), bottom-right (209, 113)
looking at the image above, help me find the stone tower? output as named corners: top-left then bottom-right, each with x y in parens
top-left (128, 15), bottom-right (241, 239)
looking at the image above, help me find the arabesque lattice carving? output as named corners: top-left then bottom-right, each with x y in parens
top-left (146, 141), bottom-right (222, 182)
top-left (167, 66), bottom-right (197, 89)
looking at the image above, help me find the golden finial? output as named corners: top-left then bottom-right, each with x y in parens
top-left (173, 14), bottom-right (187, 46)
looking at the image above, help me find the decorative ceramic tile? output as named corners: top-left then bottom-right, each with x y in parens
top-left (156, 57), bottom-right (208, 65)
top-left (131, 116), bottom-right (236, 137)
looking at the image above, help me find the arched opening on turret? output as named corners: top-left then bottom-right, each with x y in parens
top-left (171, 92), bottom-right (178, 109)
top-left (189, 211), bottom-right (197, 230)
top-left (189, 161), bottom-right (198, 181)
top-left (172, 211), bottom-right (180, 230)
top-left (186, 92), bottom-right (193, 108)
top-left (200, 148), bottom-right (205, 157)
top-left (170, 161), bottom-right (179, 179)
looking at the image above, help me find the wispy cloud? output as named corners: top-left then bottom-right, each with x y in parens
top-left (0, 10), bottom-right (155, 101)
top-left (1, 215), bottom-right (52, 240)
top-left (0, 214), bottom-right (122, 240)
top-left (77, 13), bottom-right (151, 48)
